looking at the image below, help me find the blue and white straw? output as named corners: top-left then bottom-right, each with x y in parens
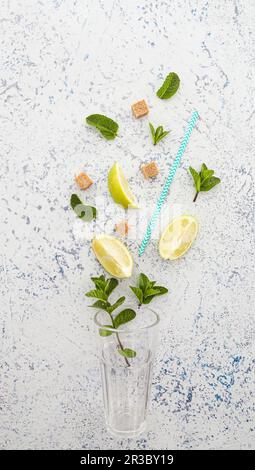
top-left (138, 110), bottom-right (199, 256)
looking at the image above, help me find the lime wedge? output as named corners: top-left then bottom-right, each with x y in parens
top-left (108, 162), bottom-right (138, 209)
top-left (159, 215), bottom-right (199, 260)
top-left (92, 234), bottom-right (133, 278)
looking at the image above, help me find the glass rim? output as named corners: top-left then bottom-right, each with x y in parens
top-left (94, 307), bottom-right (160, 333)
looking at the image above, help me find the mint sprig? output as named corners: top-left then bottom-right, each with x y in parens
top-left (130, 273), bottom-right (168, 305)
top-left (85, 275), bottom-right (136, 365)
top-left (85, 274), bottom-right (168, 365)
top-left (86, 114), bottom-right (118, 140)
top-left (149, 123), bottom-right (170, 145)
top-left (189, 164), bottom-right (221, 202)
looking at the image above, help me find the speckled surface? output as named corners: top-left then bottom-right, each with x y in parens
top-left (1, 0), bottom-right (255, 450)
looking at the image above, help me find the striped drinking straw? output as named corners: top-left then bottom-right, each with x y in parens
top-left (138, 110), bottom-right (199, 256)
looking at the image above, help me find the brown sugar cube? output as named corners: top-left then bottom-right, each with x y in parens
top-left (114, 221), bottom-right (129, 237)
top-left (75, 172), bottom-right (93, 190)
top-left (131, 99), bottom-right (149, 118)
top-left (141, 161), bottom-right (159, 179)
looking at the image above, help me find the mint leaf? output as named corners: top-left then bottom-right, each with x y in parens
top-left (118, 348), bottom-right (136, 358)
top-left (114, 309), bottom-right (136, 329)
top-left (143, 286), bottom-right (168, 304)
top-left (202, 169), bottom-right (214, 181)
top-left (89, 299), bottom-right (110, 310)
top-left (85, 289), bottom-right (108, 301)
top-left (105, 278), bottom-right (118, 296)
top-left (91, 275), bottom-right (106, 290)
top-left (89, 276), bottom-right (118, 303)
top-left (100, 129), bottom-right (116, 140)
top-left (201, 163), bottom-right (208, 176)
top-left (143, 296), bottom-right (155, 304)
top-left (155, 130), bottom-right (170, 144)
top-left (99, 325), bottom-right (114, 337)
top-left (130, 286), bottom-right (143, 304)
top-left (189, 164), bottom-right (221, 201)
top-left (200, 176), bottom-right (221, 191)
top-left (139, 273), bottom-right (150, 291)
top-left (70, 194), bottom-right (96, 221)
top-left (201, 164), bottom-right (214, 182)
top-left (189, 167), bottom-right (201, 192)
top-left (155, 286), bottom-right (168, 295)
top-left (107, 296), bottom-right (125, 314)
top-left (155, 126), bottom-right (163, 140)
top-left (145, 288), bottom-right (163, 296)
top-left (149, 122), bottom-right (155, 140)
top-left (149, 123), bottom-right (170, 145)
top-left (86, 114), bottom-right (118, 140)
top-left (156, 72), bottom-right (180, 100)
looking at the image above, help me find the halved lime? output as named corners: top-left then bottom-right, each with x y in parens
top-left (159, 215), bottom-right (199, 260)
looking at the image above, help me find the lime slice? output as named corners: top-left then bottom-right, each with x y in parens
top-left (92, 234), bottom-right (133, 278)
top-left (159, 215), bottom-right (199, 260)
top-left (108, 162), bottom-right (138, 209)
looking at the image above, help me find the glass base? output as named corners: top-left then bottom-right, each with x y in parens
top-left (106, 412), bottom-right (147, 438)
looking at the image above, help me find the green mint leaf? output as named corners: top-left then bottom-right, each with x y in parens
top-left (201, 164), bottom-right (214, 181)
top-left (107, 296), bottom-right (126, 314)
top-left (200, 176), bottom-right (221, 192)
top-left (139, 273), bottom-right (150, 291)
top-left (100, 129), bottom-right (116, 140)
top-left (86, 114), bottom-right (118, 140)
top-left (70, 193), bottom-right (82, 210)
top-left (202, 169), bottom-right (214, 180)
top-left (149, 122), bottom-right (156, 143)
top-left (155, 130), bottom-right (170, 145)
top-left (156, 286), bottom-right (168, 295)
top-left (91, 275), bottom-right (106, 290)
top-left (142, 296), bottom-right (154, 304)
top-left (145, 288), bottom-right (163, 296)
top-left (143, 286), bottom-right (168, 304)
top-left (156, 72), bottom-right (180, 100)
top-left (155, 126), bottom-right (164, 140)
top-left (88, 300), bottom-right (110, 310)
top-left (201, 163), bottom-right (208, 177)
top-left (70, 194), bottom-right (96, 221)
top-left (130, 286), bottom-right (143, 304)
top-left (113, 309), bottom-right (136, 329)
top-left (118, 348), bottom-right (136, 358)
top-left (105, 278), bottom-right (118, 296)
top-left (189, 167), bottom-right (201, 192)
top-left (99, 325), bottom-right (114, 337)
top-left (148, 286), bottom-right (168, 297)
top-left (85, 289), bottom-right (108, 301)
top-left (201, 170), bottom-right (215, 186)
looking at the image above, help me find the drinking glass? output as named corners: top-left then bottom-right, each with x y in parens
top-left (94, 307), bottom-right (160, 437)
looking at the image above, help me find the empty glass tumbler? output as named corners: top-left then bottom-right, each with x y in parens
top-left (94, 308), bottom-right (160, 437)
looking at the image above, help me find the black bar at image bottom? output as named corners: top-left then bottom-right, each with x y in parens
top-left (0, 449), bottom-right (252, 466)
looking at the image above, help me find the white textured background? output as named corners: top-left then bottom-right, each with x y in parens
top-left (0, 0), bottom-right (254, 450)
